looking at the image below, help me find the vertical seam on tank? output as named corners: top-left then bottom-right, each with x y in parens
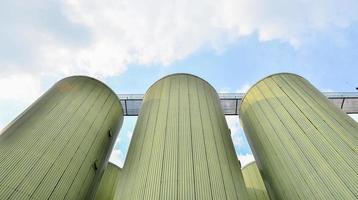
top-left (74, 99), bottom-right (117, 200)
top-left (127, 85), bottom-right (156, 197)
top-left (140, 79), bottom-right (166, 199)
top-left (9, 85), bottom-right (106, 200)
top-left (270, 77), bottom-right (357, 198)
top-left (251, 165), bottom-right (260, 200)
top-left (62, 99), bottom-right (115, 200)
top-left (242, 112), bottom-right (281, 200)
top-left (195, 78), bottom-right (214, 200)
top-left (260, 83), bottom-right (323, 199)
top-left (257, 82), bottom-right (324, 198)
top-left (285, 76), bottom-right (358, 146)
top-left (176, 76), bottom-right (180, 200)
top-left (246, 87), bottom-right (303, 199)
top-left (158, 78), bottom-right (172, 200)
top-left (202, 81), bottom-right (228, 200)
top-left (293, 76), bottom-right (358, 129)
top-left (280, 76), bottom-right (357, 164)
top-left (292, 76), bottom-right (357, 129)
top-left (46, 90), bottom-right (111, 199)
top-left (119, 81), bottom-right (155, 198)
top-left (208, 86), bottom-right (240, 199)
top-left (247, 104), bottom-right (295, 199)
top-left (127, 81), bottom-right (162, 199)
top-left (187, 76), bottom-right (197, 200)
top-left (26, 80), bottom-right (96, 199)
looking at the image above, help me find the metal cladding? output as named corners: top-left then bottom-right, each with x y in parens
top-left (0, 76), bottom-right (123, 200)
top-left (95, 163), bottom-right (122, 200)
top-left (240, 73), bottom-right (358, 200)
top-left (242, 162), bottom-right (269, 200)
top-left (114, 74), bottom-right (248, 200)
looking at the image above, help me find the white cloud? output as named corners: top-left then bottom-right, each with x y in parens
top-left (321, 88), bottom-right (335, 92)
top-left (127, 131), bottom-right (134, 140)
top-left (109, 130), bottom-right (133, 167)
top-left (0, 122), bottom-right (4, 133)
top-left (238, 153), bottom-right (255, 167)
top-left (349, 114), bottom-right (358, 122)
top-left (109, 148), bottom-right (125, 167)
top-left (0, 74), bottom-right (42, 103)
top-left (218, 88), bottom-right (232, 93)
top-left (236, 83), bottom-right (252, 93)
top-left (2, 0), bottom-right (358, 80)
top-left (0, 73), bottom-right (44, 132)
top-left (61, 0), bottom-right (358, 74)
top-left (226, 116), bottom-right (245, 147)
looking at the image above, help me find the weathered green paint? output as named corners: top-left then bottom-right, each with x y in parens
top-left (242, 162), bottom-right (269, 200)
top-left (240, 73), bottom-right (358, 200)
top-left (114, 74), bottom-right (248, 200)
top-left (0, 76), bottom-right (123, 200)
top-left (94, 163), bottom-right (121, 200)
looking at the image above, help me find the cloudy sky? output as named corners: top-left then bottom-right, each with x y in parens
top-left (1, 0), bottom-right (358, 167)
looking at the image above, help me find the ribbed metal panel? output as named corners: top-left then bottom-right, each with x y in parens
top-left (0, 76), bottom-right (123, 200)
top-left (242, 162), bottom-right (269, 200)
top-left (240, 73), bottom-right (358, 200)
top-left (114, 73), bottom-right (248, 200)
top-left (94, 163), bottom-right (121, 200)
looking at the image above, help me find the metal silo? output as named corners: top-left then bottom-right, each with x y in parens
top-left (240, 73), bottom-right (358, 200)
top-left (0, 76), bottom-right (123, 200)
top-left (114, 73), bottom-right (248, 200)
top-left (95, 163), bottom-right (122, 200)
top-left (241, 162), bottom-right (269, 200)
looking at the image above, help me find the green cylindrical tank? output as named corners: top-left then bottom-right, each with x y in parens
top-left (0, 76), bottom-right (123, 200)
top-left (114, 74), bottom-right (248, 200)
top-left (240, 73), bottom-right (358, 200)
top-left (241, 162), bottom-right (269, 200)
top-left (94, 163), bottom-right (122, 200)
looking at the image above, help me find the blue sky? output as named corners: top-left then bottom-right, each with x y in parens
top-left (0, 0), bottom-right (357, 167)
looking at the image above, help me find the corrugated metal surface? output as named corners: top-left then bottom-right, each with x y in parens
top-left (240, 73), bottom-right (358, 200)
top-left (94, 163), bottom-right (121, 200)
top-left (242, 162), bottom-right (269, 200)
top-left (0, 76), bottom-right (123, 200)
top-left (114, 74), bottom-right (248, 200)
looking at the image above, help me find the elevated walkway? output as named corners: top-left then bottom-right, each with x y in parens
top-left (118, 92), bottom-right (358, 116)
